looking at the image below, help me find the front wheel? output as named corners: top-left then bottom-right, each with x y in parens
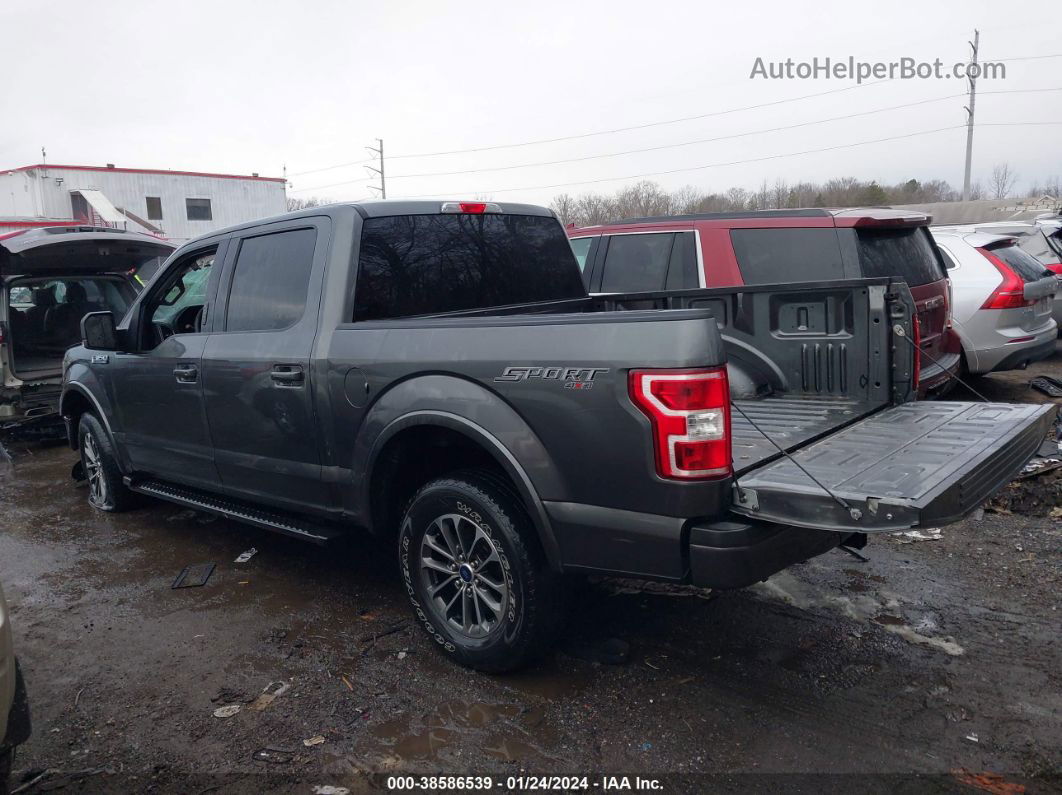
top-left (398, 471), bottom-right (563, 672)
top-left (78, 413), bottom-right (134, 512)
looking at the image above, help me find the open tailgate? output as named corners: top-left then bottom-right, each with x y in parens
top-left (732, 401), bottom-right (1057, 532)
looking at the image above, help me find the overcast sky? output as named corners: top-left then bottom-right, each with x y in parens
top-left (1, 0), bottom-right (1058, 206)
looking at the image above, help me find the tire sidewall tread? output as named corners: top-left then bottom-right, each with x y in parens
top-left (398, 470), bottom-right (560, 672)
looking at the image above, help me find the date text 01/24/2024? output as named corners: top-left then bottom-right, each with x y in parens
top-left (385, 775), bottom-right (663, 791)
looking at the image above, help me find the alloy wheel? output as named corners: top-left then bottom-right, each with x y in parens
top-left (418, 513), bottom-right (509, 638)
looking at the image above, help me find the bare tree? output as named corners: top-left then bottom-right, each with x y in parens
top-left (549, 193), bottom-right (578, 225)
top-left (287, 196), bottom-right (325, 212)
top-left (990, 163), bottom-right (1017, 199)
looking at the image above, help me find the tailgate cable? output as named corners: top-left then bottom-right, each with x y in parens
top-left (893, 324), bottom-right (990, 403)
top-left (729, 401), bottom-right (865, 522)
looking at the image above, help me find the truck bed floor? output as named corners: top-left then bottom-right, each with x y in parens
top-left (732, 395), bottom-right (883, 474)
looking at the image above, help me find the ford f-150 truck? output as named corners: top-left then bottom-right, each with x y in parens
top-left (60, 200), bottom-right (1056, 671)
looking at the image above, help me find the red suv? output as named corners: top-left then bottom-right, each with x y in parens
top-left (567, 208), bottom-right (960, 397)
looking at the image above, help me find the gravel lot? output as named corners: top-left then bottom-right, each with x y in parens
top-left (1, 343), bottom-right (1059, 794)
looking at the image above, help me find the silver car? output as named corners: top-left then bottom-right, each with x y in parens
top-left (1, 582), bottom-right (30, 794)
top-left (931, 228), bottom-right (1057, 374)
top-left (952, 220), bottom-right (1062, 328)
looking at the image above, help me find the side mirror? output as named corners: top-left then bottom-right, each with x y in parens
top-left (81, 311), bottom-right (118, 351)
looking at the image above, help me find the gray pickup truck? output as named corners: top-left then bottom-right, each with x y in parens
top-left (61, 200), bottom-right (1055, 671)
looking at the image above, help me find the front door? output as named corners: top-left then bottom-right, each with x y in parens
top-left (112, 244), bottom-right (224, 488)
top-left (201, 220), bottom-right (330, 512)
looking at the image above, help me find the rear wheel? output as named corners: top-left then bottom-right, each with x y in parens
top-left (78, 413), bottom-right (134, 512)
top-left (398, 471), bottom-right (563, 672)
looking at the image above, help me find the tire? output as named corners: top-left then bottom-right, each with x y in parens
top-left (398, 470), bottom-right (563, 672)
top-left (78, 413), bottom-right (134, 512)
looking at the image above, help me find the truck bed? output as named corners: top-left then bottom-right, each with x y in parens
top-left (731, 395), bottom-right (881, 474)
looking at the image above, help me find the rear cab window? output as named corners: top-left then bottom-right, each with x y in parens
top-left (354, 213), bottom-right (585, 320)
top-left (730, 228), bottom-right (845, 284)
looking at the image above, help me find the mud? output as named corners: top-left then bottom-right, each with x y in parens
top-left (0, 344), bottom-right (1060, 793)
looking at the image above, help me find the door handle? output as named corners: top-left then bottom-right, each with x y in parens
top-left (173, 364), bottom-right (198, 383)
top-left (271, 365), bottom-right (304, 385)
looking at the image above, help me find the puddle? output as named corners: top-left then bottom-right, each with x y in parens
top-left (752, 571), bottom-right (964, 656)
top-left (372, 700), bottom-right (559, 764)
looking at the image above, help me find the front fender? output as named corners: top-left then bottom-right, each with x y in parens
top-left (60, 354), bottom-right (120, 460)
top-left (352, 375), bottom-right (565, 570)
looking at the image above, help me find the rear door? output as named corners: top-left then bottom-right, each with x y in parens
top-left (201, 218), bottom-right (331, 512)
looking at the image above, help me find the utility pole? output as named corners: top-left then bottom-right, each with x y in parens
top-left (962, 29), bottom-right (980, 201)
top-left (365, 138), bottom-right (386, 199)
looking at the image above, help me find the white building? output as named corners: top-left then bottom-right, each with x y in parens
top-left (0, 163), bottom-right (288, 242)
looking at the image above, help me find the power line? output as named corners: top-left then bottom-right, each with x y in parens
top-left (298, 52), bottom-right (1062, 171)
top-left (395, 121), bottom-right (1061, 198)
top-left (385, 81), bottom-right (898, 160)
top-left (387, 87), bottom-right (1062, 180)
top-left (289, 158), bottom-right (374, 178)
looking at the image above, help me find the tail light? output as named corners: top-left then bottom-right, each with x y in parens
top-left (978, 247), bottom-right (1033, 309)
top-left (1043, 262), bottom-right (1062, 276)
top-left (629, 367), bottom-right (731, 480)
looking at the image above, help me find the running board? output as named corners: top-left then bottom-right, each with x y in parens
top-left (127, 478), bottom-right (347, 545)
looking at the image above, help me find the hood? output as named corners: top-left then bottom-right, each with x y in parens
top-left (0, 226), bottom-right (175, 276)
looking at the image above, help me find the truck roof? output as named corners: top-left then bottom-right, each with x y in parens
top-left (579, 207), bottom-right (930, 230)
top-left (186, 200), bottom-right (557, 247)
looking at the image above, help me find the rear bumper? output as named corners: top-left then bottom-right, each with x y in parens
top-left (987, 336), bottom-right (1058, 373)
top-left (918, 351), bottom-right (960, 396)
top-left (689, 519), bottom-right (857, 589)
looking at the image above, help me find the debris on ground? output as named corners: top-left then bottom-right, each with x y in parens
top-left (212, 704), bottom-right (241, 718)
top-left (594, 577), bottom-right (713, 599)
top-left (965, 732), bottom-right (979, 743)
top-left (252, 747), bottom-right (295, 764)
top-left (1018, 457), bottom-right (1062, 478)
top-left (172, 563), bottom-right (216, 589)
top-left (234, 547), bottom-right (258, 563)
top-left (950, 768), bottom-right (1026, 795)
top-left (1029, 375), bottom-right (1062, 398)
top-left (894, 528), bottom-right (943, 543)
top-left (303, 735), bottom-right (326, 747)
top-left (249, 680), bottom-right (291, 711)
top-left (987, 465), bottom-right (1062, 516)
top-left (312, 787), bottom-right (350, 795)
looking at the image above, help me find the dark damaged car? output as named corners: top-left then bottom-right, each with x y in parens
top-left (61, 201), bottom-right (1056, 671)
top-left (0, 226), bottom-right (173, 437)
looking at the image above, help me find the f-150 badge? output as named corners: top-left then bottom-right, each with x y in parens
top-left (495, 366), bottom-right (609, 390)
